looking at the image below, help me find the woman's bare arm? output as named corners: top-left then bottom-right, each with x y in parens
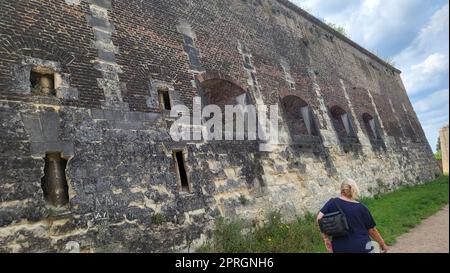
top-left (368, 228), bottom-right (389, 253)
top-left (317, 212), bottom-right (333, 252)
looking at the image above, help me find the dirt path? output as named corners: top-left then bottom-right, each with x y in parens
top-left (390, 205), bottom-right (449, 253)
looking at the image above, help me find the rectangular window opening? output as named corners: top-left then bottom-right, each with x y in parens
top-left (41, 152), bottom-right (69, 207)
top-left (174, 150), bottom-right (190, 193)
top-left (159, 89), bottom-right (172, 111)
top-left (30, 69), bottom-right (56, 96)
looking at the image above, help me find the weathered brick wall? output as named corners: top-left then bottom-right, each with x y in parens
top-left (0, 0), bottom-right (104, 108)
top-left (0, 0), bottom-right (440, 252)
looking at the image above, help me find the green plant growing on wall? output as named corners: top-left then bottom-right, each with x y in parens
top-left (239, 195), bottom-right (250, 206)
top-left (151, 213), bottom-right (166, 226)
top-left (383, 57), bottom-right (396, 67)
top-left (326, 21), bottom-right (347, 37)
top-left (369, 49), bottom-right (397, 67)
top-left (45, 206), bottom-right (70, 219)
top-left (46, 207), bottom-right (58, 219)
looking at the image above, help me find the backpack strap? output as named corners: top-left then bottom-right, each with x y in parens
top-left (332, 198), bottom-right (346, 215)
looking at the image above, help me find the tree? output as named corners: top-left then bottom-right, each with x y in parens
top-left (435, 136), bottom-right (442, 160)
top-left (437, 136), bottom-right (441, 152)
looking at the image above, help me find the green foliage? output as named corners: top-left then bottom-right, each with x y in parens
top-left (198, 212), bottom-right (325, 253)
top-left (199, 176), bottom-right (449, 253)
top-left (361, 175), bottom-right (449, 245)
top-left (46, 207), bottom-right (58, 218)
top-left (326, 22), bottom-right (347, 37)
top-left (151, 213), bottom-right (166, 226)
top-left (435, 150), bottom-right (442, 160)
top-left (239, 195), bottom-right (250, 206)
top-left (45, 206), bottom-right (69, 219)
top-left (436, 137), bottom-right (442, 160)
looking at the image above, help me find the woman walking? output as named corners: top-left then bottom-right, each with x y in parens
top-left (317, 179), bottom-right (389, 253)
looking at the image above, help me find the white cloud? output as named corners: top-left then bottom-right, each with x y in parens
top-left (403, 53), bottom-right (449, 95)
top-left (414, 89), bottom-right (449, 150)
top-left (395, 3), bottom-right (449, 95)
top-left (292, 0), bottom-right (445, 57)
top-left (413, 89), bottom-right (449, 114)
top-left (411, 54), bottom-right (448, 74)
top-left (395, 3), bottom-right (449, 64)
top-left (413, 89), bottom-right (449, 149)
top-left (394, 3), bottom-right (449, 149)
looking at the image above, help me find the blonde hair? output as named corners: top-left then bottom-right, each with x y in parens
top-left (341, 179), bottom-right (360, 200)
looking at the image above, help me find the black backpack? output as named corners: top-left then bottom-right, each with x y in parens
top-left (319, 198), bottom-right (350, 237)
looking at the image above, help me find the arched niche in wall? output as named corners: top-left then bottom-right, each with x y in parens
top-left (196, 71), bottom-right (252, 141)
top-left (197, 71), bottom-right (249, 107)
top-left (329, 105), bottom-right (359, 144)
top-left (195, 72), bottom-right (262, 188)
top-left (362, 113), bottom-right (386, 151)
top-left (281, 95), bottom-right (321, 145)
top-left (362, 113), bottom-right (381, 140)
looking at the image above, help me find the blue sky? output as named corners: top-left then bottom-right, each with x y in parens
top-left (291, 0), bottom-right (449, 151)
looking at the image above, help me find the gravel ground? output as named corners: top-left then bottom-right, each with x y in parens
top-left (389, 205), bottom-right (449, 253)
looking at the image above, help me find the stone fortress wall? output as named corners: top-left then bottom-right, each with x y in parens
top-left (0, 0), bottom-right (440, 252)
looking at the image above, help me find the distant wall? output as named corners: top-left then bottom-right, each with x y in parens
top-left (441, 126), bottom-right (449, 174)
